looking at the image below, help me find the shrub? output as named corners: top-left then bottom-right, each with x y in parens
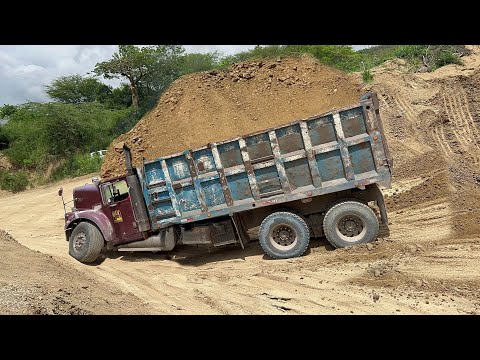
top-left (394, 45), bottom-right (428, 60)
top-left (2, 102), bottom-right (130, 169)
top-left (394, 45), bottom-right (463, 71)
top-left (362, 68), bottom-right (374, 83)
top-left (51, 153), bottom-right (102, 181)
top-left (0, 170), bottom-right (29, 193)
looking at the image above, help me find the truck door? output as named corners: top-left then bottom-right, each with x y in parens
top-left (101, 179), bottom-right (142, 244)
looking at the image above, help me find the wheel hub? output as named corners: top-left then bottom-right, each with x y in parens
top-left (338, 215), bottom-right (364, 238)
top-left (74, 232), bottom-right (87, 251)
top-left (344, 220), bottom-right (357, 232)
top-left (278, 229), bottom-right (290, 241)
top-left (271, 225), bottom-right (296, 247)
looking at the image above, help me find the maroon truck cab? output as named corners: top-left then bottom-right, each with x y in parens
top-left (62, 146), bottom-right (170, 264)
top-left (64, 176), bottom-right (145, 246)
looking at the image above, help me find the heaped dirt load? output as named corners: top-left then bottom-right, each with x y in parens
top-left (2, 49), bottom-right (480, 314)
top-left (0, 230), bottom-right (150, 315)
top-left (102, 55), bottom-right (362, 178)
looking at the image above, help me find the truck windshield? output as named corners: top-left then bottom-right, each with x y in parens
top-left (102, 180), bottom-right (129, 204)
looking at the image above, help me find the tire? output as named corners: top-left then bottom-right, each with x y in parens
top-left (323, 201), bottom-right (379, 248)
top-left (259, 212), bottom-right (310, 259)
top-left (69, 222), bottom-right (105, 263)
top-left (327, 197), bottom-right (366, 211)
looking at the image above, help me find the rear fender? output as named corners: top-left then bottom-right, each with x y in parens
top-left (65, 209), bottom-right (115, 243)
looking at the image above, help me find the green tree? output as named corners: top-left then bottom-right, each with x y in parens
top-left (45, 75), bottom-right (112, 104)
top-left (0, 104), bottom-right (17, 118)
top-left (93, 45), bottom-right (184, 109)
top-left (108, 83), bottom-right (132, 108)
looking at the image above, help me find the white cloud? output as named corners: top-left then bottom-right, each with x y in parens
top-left (0, 45), bottom-right (119, 105)
top-left (0, 45), bottom-right (370, 105)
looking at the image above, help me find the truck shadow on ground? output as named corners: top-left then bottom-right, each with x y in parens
top-left (91, 222), bottom-right (390, 266)
top-left (97, 237), bottom-right (337, 266)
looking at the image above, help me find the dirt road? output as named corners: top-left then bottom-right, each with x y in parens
top-left (0, 173), bottom-right (478, 314)
top-left (2, 48), bottom-right (480, 314)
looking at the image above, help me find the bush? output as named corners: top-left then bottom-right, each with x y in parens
top-left (362, 68), bottom-right (374, 83)
top-left (180, 52), bottom-right (221, 75)
top-left (0, 128), bottom-right (8, 150)
top-left (2, 102), bottom-right (131, 169)
top-left (394, 45), bottom-right (463, 71)
top-left (394, 45), bottom-right (428, 60)
top-left (430, 46), bottom-right (463, 69)
top-left (51, 153), bottom-right (103, 181)
top-left (0, 170), bottom-right (29, 193)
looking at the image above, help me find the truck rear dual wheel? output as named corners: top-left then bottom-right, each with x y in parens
top-left (323, 201), bottom-right (379, 248)
top-left (69, 222), bottom-right (105, 263)
top-left (259, 212), bottom-right (310, 259)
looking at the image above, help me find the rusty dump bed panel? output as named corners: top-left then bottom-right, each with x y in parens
top-left (140, 93), bottom-right (392, 230)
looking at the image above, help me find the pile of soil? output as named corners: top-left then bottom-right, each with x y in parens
top-left (102, 55), bottom-right (363, 178)
top-left (0, 230), bottom-right (149, 315)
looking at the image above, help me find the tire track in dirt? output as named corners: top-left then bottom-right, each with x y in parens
top-left (441, 89), bottom-right (480, 164)
top-left (433, 124), bottom-right (455, 158)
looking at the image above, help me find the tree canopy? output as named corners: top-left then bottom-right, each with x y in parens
top-left (45, 75), bottom-right (112, 104)
top-left (93, 45), bottom-right (184, 108)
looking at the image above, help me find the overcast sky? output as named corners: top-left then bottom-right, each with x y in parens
top-left (0, 45), bottom-right (369, 106)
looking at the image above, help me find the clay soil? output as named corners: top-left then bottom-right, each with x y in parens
top-left (1, 48), bottom-right (480, 314)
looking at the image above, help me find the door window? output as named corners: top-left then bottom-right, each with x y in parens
top-left (102, 180), bottom-right (129, 204)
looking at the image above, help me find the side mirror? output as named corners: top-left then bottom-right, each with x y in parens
top-left (58, 187), bottom-right (63, 197)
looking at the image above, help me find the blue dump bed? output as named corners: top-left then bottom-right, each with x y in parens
top-left (139, 94), bottom-right (392, 230)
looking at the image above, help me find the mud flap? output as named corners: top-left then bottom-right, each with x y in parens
top-left (373, 184), bottom-right (389, 225)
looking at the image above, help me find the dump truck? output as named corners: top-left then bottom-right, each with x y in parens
top-left (59, 92), bottom-right (392, 263)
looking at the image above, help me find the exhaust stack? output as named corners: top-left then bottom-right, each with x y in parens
top-left (123, 144), bottom-right (151, 232)
top-left (123, 144), bottom-right (134, 176)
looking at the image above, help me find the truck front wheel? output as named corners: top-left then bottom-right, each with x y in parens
top-left (323, 201), bottom-right (379, 248)
top-left (69, 222), bottom-right (104, 263)
top-left (259, 212), bottom-right (310, 259)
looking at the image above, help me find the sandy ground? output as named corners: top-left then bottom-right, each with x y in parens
top-left (2, 48), bottom-right (480, 315)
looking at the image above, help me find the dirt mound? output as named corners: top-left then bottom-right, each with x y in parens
top-left (0, 230), bottom-right (150, 315)
top-left (102, 55), bottom-right (363, 178)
